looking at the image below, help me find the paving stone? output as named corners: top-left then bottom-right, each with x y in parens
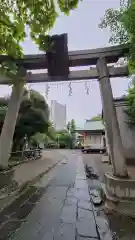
top-left (76, 189), bottom-right (90, 201)
top-left (75, 180), bottom-right (88, 190)
top-left (78, 208), bottom-right (94, 220)
top-left (67, 188), bottom-right (77, 198)
top-left (76, 219), bottom-right (98, 238)
top-left (60, 204), bottom-right (77, 223)
top-left (76, 175), bottom-right (86, 180)
top-left (54, 223), bottom-right (75, 240)
top-left (78, 200), bottom-right (93, 210)
top-left (64, 197), bottom-right (77, 205)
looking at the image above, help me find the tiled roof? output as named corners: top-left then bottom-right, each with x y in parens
top-left (76, 120), bottom-right (104, 131)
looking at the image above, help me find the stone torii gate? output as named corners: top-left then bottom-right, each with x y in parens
top-left (0, 38), bottom-right (129, 176)
top-left (0, 34), bottom-right (134, 215)
top-left (1, 33), bottom-right (134, 215)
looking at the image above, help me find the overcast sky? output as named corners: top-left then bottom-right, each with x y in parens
top-left (0, 0), bottom-right (130, 125)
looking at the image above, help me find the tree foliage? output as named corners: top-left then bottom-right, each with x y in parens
top-left (99, 0), bottom-right (135, 124)
top-left (30, 123), bottom-right (74, 149)
top-left (67, 121), bottom-right (71, 132)
top-left (99, 1), bottom-right (129, 44)
top-left (67, 119), bottom-right (76, 133)
top-left (33, 119), bottom-right (77, 149)
top-left (90, 114), bottom-right (102, 121)
top-left (46, 122), bottom-right (56, 140)
top-left (99, 0), bottom-right (135, 73)
top-left (126, 80), bottom-right (135, 124)
top-left (0, 0), bottom-right (82, 75)
top-left (0, 89), bottom-right (49, 150)
top-left (70, 119), bottom-right (76, 134)
top-left (1, 0), bottom-right (82, 56)
top-left (55, 130), bottom-right (72, 148)
top-left (66, 119), bottom-right (76, 148)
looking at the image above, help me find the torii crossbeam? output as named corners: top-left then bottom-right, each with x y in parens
top-left (0, 43), bottom-right (129, 84)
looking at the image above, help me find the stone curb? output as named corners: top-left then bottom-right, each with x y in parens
top-left (10, 159), bottom-right (30, 168)
top-left (0, 158), bottom-right (62, 213)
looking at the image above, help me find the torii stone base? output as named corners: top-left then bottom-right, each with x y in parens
top-left (104, 173), bottom-right (135, 217)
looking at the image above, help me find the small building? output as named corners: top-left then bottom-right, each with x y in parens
top-left (76, 120), bottom-right (105, 148)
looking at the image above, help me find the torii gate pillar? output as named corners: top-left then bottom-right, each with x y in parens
top-left (96, 58), bottom-right (135, 217)
top-left (97, 57), bottom-right (128, 177)
top-left (0, 80), bottom-right (25, 170)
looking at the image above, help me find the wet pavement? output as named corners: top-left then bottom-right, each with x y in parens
top-left (1, 150), bottom-right (135, 239)
top-left (0, 151), bottom-right (100, 240)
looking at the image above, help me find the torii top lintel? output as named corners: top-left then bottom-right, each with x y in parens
top-left (0, 44), bottom-right (129, 70)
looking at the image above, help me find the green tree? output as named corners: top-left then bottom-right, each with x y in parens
top-left (0, 0), bottom-right (82, 76)
top-left (0, 89), bottom-right (49, 151)
top-left (70, 119), bottom-right (76, 133)
top-left (99, 0), bottom-right (135, 73)
top-left (30, 122), bottom-right (58, 148)
top-left (55, 130), bottom-right (71, 148)
top-left (30, 133), bottom-right (45, 147)
top-left (99, 0), bottom-right (135, 126)
top-left (71, 119), bottom-right (76, 148)
top-left (67, 121), bottom-right (71, 132)
top-left (125, 79), bottom-right (135, 124)
top-left (30, 132), bottom-right (55, 148)
top-left (90, 114), bottom-right (102, 121)
top-left (46, 122), bottom-right (56, 140)
top-left (67, 119), bottom-right (76, 148)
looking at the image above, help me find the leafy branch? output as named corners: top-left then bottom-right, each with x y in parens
top-left (0, 0), bottom-right (82, 77)
top-left (99, 0), bottom-right (135, 73)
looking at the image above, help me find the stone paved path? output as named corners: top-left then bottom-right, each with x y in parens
top-left (0, 151), bottom-right (99, 240)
